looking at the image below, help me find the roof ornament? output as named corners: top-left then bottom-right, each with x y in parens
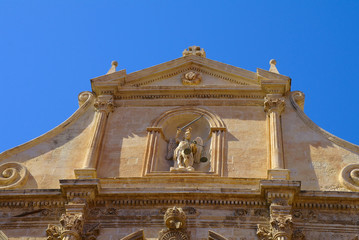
top-left (182, 46), bottom-right (206, 58)
top-left (106, 60), bottom-right (118, 74)
top-left (269, 59), bottom-right (279, 74)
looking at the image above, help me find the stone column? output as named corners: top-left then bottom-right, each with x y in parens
top-left (264, 95), bottom-right (289, 180)
top-left (75, 95), bottom-right (114, 179)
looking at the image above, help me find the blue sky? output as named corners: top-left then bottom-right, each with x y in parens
top-left (0, 1), bottom-right (358, 152)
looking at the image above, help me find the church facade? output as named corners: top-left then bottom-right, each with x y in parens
top-left (0, 46), bottom-right (359, 240)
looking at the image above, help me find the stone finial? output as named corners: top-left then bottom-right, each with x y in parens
top-left (269, 59), bottom-right (279, 74)
top-left (182, 46), bottom-right (206, 58)
top-left (106, 60), bottom-right (118, 74)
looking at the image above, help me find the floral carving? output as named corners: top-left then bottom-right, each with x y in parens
top-left (94, 95), bottom-right (115, 115)
top-left (257, 215), bottom-right (293, 240)
top-left (182, 71), bottom-right (202, 85)
top-left (264, 97), bottom-right (285, 115)
top-left (47, 213), bottom-right (84, 240)
top-left (0, 162), bottom-right (28, 190)
top-left (339, 164), bottom-right (359, 191)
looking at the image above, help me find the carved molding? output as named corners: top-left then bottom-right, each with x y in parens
top-left (0, 162), bottom-right (28, 190)
top-left (339, 164), bottom-right (359, 191)
top-left (128, 64), bottom-right (255, 87)
top-left (208, 231), bottom-right (228, 240)
top-left (120, 230), bottom-right (145, 240)
top-left (289, 91), bottom-right (359, 153)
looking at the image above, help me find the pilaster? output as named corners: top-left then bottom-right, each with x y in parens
top-left (75, 95), bottom-right (115, 179)
top-left (257, 180), bottom-right (301, 240)
top-left (46, 179), bottom-right (100, 240)
top-left (264, 95), bottom-right (289, 180)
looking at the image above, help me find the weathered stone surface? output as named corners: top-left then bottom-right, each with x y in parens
top-left (1, 47), bottom-right (359, 239)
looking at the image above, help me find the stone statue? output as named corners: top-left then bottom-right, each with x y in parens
top-left (170, 127), bottom-right (203, 172)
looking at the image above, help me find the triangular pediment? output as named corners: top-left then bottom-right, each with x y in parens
top-left (122, 55), bottom-right (260, 87)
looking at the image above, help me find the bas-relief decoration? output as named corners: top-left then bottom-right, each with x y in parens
top-left (159, 207), bottom-right (189, 240)
top-left (181, 71), bottom-right (202, 85)
top-left (143, 107), bottom-right (226, 176)
top-left (0, 162), bottom-right (28, 189)
top-left (340, 164), bottom-right (359, 191)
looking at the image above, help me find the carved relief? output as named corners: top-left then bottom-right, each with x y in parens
top-left (182, 71), bottom-right (202, 85)
top-left (257, 215), bottom-right (293, 240)
top-left (47, 213), bottom-right (84, 240)
top-left (339, 164), bottom-right (359, 191)
top-left (159, 207), bottom-right (190, 240)
top-left (182, 46), bottom-right (206, 58)
top-left (264, 97), bottom-right (285, 115)
top-left (94, 95), bottom-right (115, 115)
top-left (0, 162), bottom-right (28, 190)
top-left (143, 107), bottom-right (226, 176)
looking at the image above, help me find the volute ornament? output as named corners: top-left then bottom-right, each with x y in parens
top-left (0, 162), bottom-right (28, 190)
top-left (339, 164), bottom-right (359, 191)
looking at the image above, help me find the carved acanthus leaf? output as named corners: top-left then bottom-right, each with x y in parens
top-left (47, 213), bottom-right (84, 240)
top-left (94, 95), bottom-right (115, 114)
top-left (264, 97), bottom-right (285, 115)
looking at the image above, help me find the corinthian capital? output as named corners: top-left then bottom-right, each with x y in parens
top-left (270, 215), bottom-right (293, 240)
top-left (94, 95), bottom-right (115, 114)
top-left (264, 97), bottom-right (285, 115)
top-left (46, 213), bottom-right (84, 240)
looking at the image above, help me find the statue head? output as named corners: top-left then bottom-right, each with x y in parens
top-left (184, 127), bottom-right (192, 140)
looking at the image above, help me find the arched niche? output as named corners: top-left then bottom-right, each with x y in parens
top-left (142, 107), bottom-right (226, 176)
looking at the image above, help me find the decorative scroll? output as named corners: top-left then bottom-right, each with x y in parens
top-left (0, 162), bottom-right (28, 190)
top-left (339, 164), bottom-right (359, 191)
